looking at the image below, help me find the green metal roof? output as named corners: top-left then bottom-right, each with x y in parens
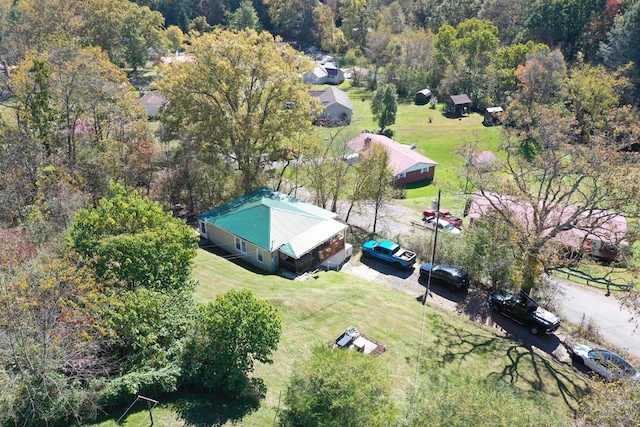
top-left (197, 187), bottom-right (341, 252)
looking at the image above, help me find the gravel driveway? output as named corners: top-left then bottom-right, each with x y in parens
top-left (333, 198), bottom-right (640, 366)
top-left (341, 254), bottom-right (573, 363)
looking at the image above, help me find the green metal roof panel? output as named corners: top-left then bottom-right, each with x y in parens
top-left (197, 187), bottom-right (339, 252)
top-left (213, 204), bottom-right (272, 249)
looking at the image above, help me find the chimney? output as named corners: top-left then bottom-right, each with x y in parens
top-left (364, 137), bottom-right (371, 149)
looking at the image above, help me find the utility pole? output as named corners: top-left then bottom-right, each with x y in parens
top-left (421, 189), bottom-right (441, 305)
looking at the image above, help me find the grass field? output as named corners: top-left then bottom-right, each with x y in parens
top-left (92, 247), bottom-right (590, 426)
top-left (324, 82), bottom-right (502, 213)
top-left (87, 86), bottom-right (589, 426)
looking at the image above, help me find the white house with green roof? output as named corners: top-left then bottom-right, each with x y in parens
top-left (197, 187), bottom-right (352, 273)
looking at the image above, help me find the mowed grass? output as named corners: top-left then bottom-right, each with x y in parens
top-left (88, 86), bottom-right (586, 426)
top-left (331, 83), bottom-right (502, 214)
top-left (97, 248), bottom-right (590, 426)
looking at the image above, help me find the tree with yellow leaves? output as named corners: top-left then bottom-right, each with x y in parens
top-left (157, 28), bottom-right (320, 193)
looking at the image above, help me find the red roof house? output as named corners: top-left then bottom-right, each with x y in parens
top-left (345, 133), bottom-right (439, 185)
top-left (468, 192), bottom-right (627, 261)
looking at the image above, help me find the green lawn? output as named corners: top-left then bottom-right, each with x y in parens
top-left (87, 85), bottom-right (589, 426)
top-left (329, 83), bottom-right (502, 215)
top-left (92, 247), bottom-right (590, 426)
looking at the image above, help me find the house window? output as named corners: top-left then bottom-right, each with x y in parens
top-left (257, 250), bottom-right (264, 263)
top-left (421, 167), bottom-right (430, 173)
top-left (200, 222), bottom-right (206, 234)
top-left (396, 172), bottom-right (406, 179)
top-left (235, 237), bottom-right (247, 253)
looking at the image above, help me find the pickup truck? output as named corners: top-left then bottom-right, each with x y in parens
top-left (362, 240), bottom-right (417, 269)
top-left (488, 290), bottom-right (561, 335)
top-left (422, 208), bottom-right (463, 228)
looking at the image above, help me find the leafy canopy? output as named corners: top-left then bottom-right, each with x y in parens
top-left (371, 83), bottom-right (398, 133)
top-left (280, 345), bottom-right (396, 427)
top-left (184, 289), bottom-right (282, 396)
top-left (68, 183), bottom-right (199, 291)
top-left (158, 28), bottom-right (319, 193)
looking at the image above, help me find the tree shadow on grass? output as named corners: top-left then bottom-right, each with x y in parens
top-left (421, 318), bottom-right (590, 416)
top-left (167, 382), bottom-right (264, 427)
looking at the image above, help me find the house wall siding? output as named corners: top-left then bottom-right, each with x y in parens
top-left (324, 104), bottom-right (352, 123)
top-left (395, 168), bottom-right (434, 185)
top-left (203, 223), bottom-right (278, 272)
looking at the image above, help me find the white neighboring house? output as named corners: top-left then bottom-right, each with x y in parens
top-left (309, 86), bottom-right (353, 126)
top-left (302, 63), bottom-right (345, 85)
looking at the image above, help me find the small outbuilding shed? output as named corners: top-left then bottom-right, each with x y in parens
top-left (447, 94), bottom-right (471, 117)
top-left (484, 106), bottom-right (503, 125)
top-left (415, 88), bottom-right (432, 105)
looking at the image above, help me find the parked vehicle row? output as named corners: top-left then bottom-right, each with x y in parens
top-left (422, 208), bottom-right (463, 228)
top-left (422, 217), bottom-right (462, 234)
top-left (360, 241), bottom-right (639, 383)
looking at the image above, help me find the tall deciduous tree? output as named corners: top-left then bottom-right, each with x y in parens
top-left (158, 29), bottom-right (319, 193)
top-left (463, 106), bottom-right (640, 293)
top-left (523, 0), bottom-right (608, 61)
top-left (371, 83), bottom-right (397, 133)
top-left (345, 142), bottom-right (391, 225)
top-left (0, 251), bottom-right (108, 426)
top-left (484, 41), bottom-right (549, 106)
top-left (229, 0), bottom-right (262, 31)
top-left (366, 143), bottom-right (392, 234)
top-left (600, 0), bottom-right (640, 78)
top-left (184, 289), bottom-right (281, 396)
top-left (264, 0), bottom-right (318, 41)
top-left (562, 61), bottom-right (630, 142)
top-left (1, 41), bottom-right (149, 229)
top-left (81, 0), bottom-right (166, 70)
top-left (299, 131), bottom-right (353, 212)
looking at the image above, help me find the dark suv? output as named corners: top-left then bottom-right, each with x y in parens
top-left (419, 263), bottom-right (469, 290)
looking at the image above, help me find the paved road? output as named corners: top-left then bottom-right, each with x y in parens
top-left (554, 279), bottom-right (640, 358)
top-left (336, 200), bottom-right (640, 360)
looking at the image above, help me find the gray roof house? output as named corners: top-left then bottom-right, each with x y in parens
top-left (309, 87), bottom-right (353, 126)
top-left (138, 91), bottom-right (167, 118)
top-left (197, 187), bottom-right (352, 274)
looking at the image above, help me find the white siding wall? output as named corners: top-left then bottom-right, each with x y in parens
top-left (203, 223), bottom-right (278, 272)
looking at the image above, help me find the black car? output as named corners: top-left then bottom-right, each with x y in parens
top-left (487, 289), bottom-right (561, 335)
top-left (419, 263), bottom-right (469, 290)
